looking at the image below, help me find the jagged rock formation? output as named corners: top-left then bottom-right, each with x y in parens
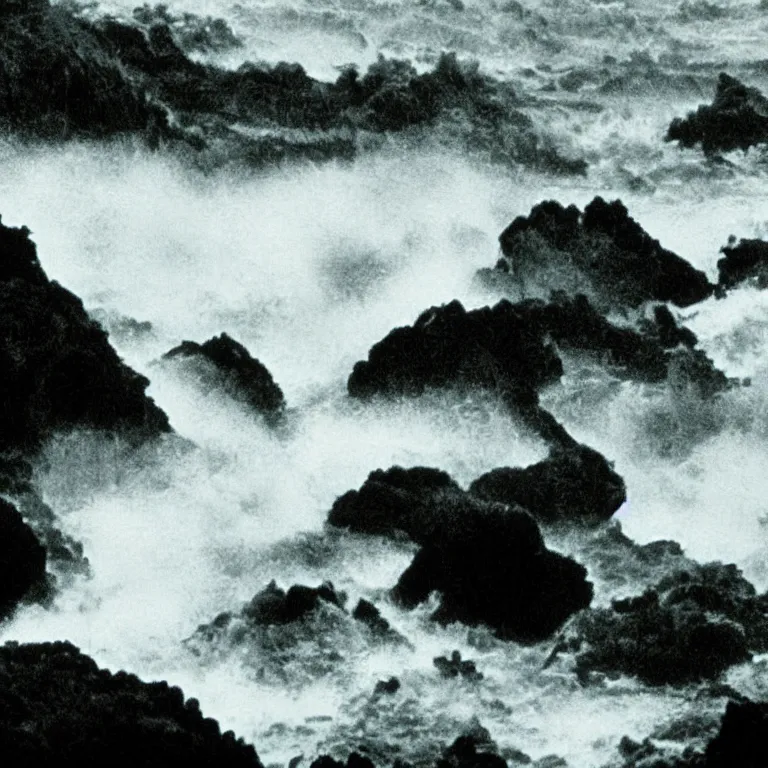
top-left (481, 198), bottom-right (713, 311)
top-left (0, 640), bottom-right (264, 766)
top-left (329, 466), bottom-right (593, 642)
top-left (163, 334), bottom-right (285, 422)
top-left (666, 73), bottom-right (768, 155)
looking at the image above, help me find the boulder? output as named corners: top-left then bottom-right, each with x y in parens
top-left (163, 334), bottom-right (285, 421)
top-left (469, 442), bottom-right (626, 525)
top-left (703, 699), bottom-right (768, 767)
top-left (489, 198), bottom-right (713, 310)
top-left (0, 640), bottom-right (263, 766)
top-left (330, 466), bottom-right (593, 642)
top-left (241, 580), bottom-right (344, 624)
top-left (572, 562), bottom-right (768, 685)
top-left (0, 217), bottom-right (170, 454)
top-left (716, 237), bottom-right (768, 290)
top-left (666, 73), bottom-right (768, 154)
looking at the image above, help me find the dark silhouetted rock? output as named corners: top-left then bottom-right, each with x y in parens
top-left (572, 562), bottom-right (768, 685)
top-left (716, 237), bottom-right (768, 290)
top-left (437, 724), bottom-right (507, 768)
top-left (0, 216), bottom-right (170, 455)
top-left (348, 298), bottom-right (563, 403)
top-left (470, 442), bottom-right (626, 525)
top-left (242, 580), bottom-right (345, 625)
top-left (0, 499), bottom-right (49, 619)
top-left (0, 640), bottom-right (264, 766)
top-left (330, 466), bottom-right (593, 641)
top-left (666, 73), bottom-right (768, 154)
top-left (163, 334), bottom-right (285, 421)
top-left (352, 599), bottom-right (409, 645)
top-left (434, 651), bottom-right (483, 681)
top-left (703, 699), bottom-right (768, 767)
top-left (310, 754), bottom-right (376, 768)
top-left (373, 676), bottom-right (401, 695)
top-left (490, 198), bottom-right (713, 310)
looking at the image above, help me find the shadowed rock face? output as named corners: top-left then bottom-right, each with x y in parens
top-left (329, 466), bottom-right (593, 642)
top-left (666, 73), bottom-right (768, 155)
top-left (163, 334), bottom-right (285, 421)
top-left (0, 499), bottom-right (49, 619)
top-left (490, 198), bottom-right (713, 311)
top-left (0, 640), bottom-right (264, 766)
top-left (571, 562), bottom-right (768, 685)
top-left (703, 699), bottom-right (768, 767)
top-left (717, 237), bottom-right (768, 290)
top-left (0, 216), bottom-right (170, 454)
top-left (470, 443), bottom-right (626, 526)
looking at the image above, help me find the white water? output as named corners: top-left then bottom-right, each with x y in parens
top-left (5, 1), bottom-right (768, 765)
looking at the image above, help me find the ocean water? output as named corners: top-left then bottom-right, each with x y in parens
top-left (3, 0), bottom-right (768, 765)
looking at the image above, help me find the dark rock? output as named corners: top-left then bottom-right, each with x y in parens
top-left (0, 2), bottom-right (160, 140)
top-left (469, 442), bottom-right (626, 526)
top-left (437, 733), bottom-right (507, 768)
top-left (492, 198), bottom-right (713, 310)
top-left (373, 676), bottom-right (401, 695)
top-left (666, 73), bottom-right (768, 154)
top-left (573, 562), bottom-right (768, 685)
top-left (348, 298), bottom-right (563, 404)
top-left (433, 651), bottom-right (483, 681)
top-left (163, 333), bottom-right (285, 421)
top-left (310, 755), bottom-right (375, 768)
top-left (0, 640), bottom-right (263, 766)
top-left (352, 599), bottom-right (409, 645)
top-left (330, 466), bottom-right (593, 642)
top-left (0, 499), bottom-right (49, 618)
top-left (0, 217), bottom-right (170, 455)
top-left (704, 699), bottom-right (768, 767)
top-left (242, 580), bottom-right (345, 625)
top-left (716, 237), bottom-right (768, 290)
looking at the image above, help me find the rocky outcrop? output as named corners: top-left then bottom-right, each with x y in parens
top-left (0, 3), bottom-right (587, 173)
top-left (0, 499), bottom-right (49, 619)
top-left (163, 334), bottom-right (285, 422)
top-left (569, 562), bottom-right (768, 685)
top-left (0, 640), bottom-right (264, 766)
top-left (716, 237), bottom-right (768, 291)
top-left (703, 699), bottom-right (768, 767)
top-left (0, 216), bottom-right (170, 455)
top-left (666, 73), bottom-right (768, 155)
top-left (329, 467), bottom-right (593, 642)
top-left (485, 198), bottom-right (713, 311)
top-left (469, 442), bottom-right (626, 525)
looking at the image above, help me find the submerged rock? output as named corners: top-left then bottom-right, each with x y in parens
top-left (330, 466), bottom-right (593, 642)
top-left (0, 640), bottom-right (263, 765)
top-left (571, 562), bottom-right (768, 685)
top-left (163, 333), bottom-right (285, 422)
top-left (666, 73), bottom-right (768, 154)
top-left (716, 237), bottom-right (768, 290)
top-left (487, 198), bottom-right (713, 310)
top-left (470, 442), bottom-right (626, 526)
top-left (0, 216), bottom-right (170, 455)
top-left (434, 651), bottom-right (484, 682)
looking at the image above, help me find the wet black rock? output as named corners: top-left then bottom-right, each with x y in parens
top-left (0, 640), bottom-right (263, 766)
top-left (373, 676), bottom-right (401, 695)
top-left (242, 580), bottom-right (345, 625)
top-left (437, 734), bottom-right (507, 768)
top-left (352, 598), bottom-right (409, 644)
top-left (0, 217), bottom-right (170, 455)
top-left (703, 699), bottom-right (768, 767)
top-left (163, 333), bottom-right (285, 421)
top-left (470, 442), bottom-right (626, 525)
top-left (666, 73), bottom-right (768, 154)
top-left (0, 1), bottom-right (158, 139)
top-left (490, 198), bottom-right (713, 310)
top-left (310, 754), bottom-right (376, 768)
top-left (572, 562), bottom-right (768, 685)
top-left (716, 237), bottom-right (768, 290)
top-left (330, 466), bottom-right (593, 642)
top-left (0, 499), bottom-right (49, 619)
top-left (348, 298), bottom-right (563, 404)
top-left (434, 651), bottom-right (484, 681)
